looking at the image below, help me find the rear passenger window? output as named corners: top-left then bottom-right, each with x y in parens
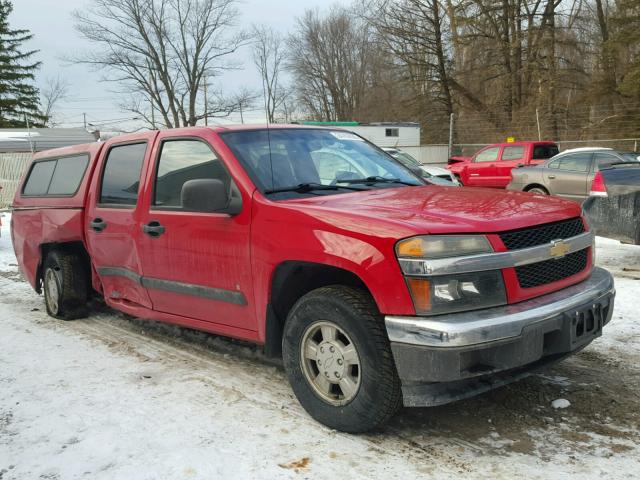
top-left (502, 146), bottom-right (524, 161)
top-left (557, 153), bottom-right (592, 172)
top-left (48, 156), bottom-right (88, 195)
top-left (100, 143), bottom-right (147, 206)
top-left (22, 155), bottom-right (89, 196)
top-left (154, 139), bottom-right (230, 209)
top-left (23, 160), bottom-right (56, 196)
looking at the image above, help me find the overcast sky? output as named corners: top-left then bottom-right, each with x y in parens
top-left (13, 0), bottom-right (330, 130)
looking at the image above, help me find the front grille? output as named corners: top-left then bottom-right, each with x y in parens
top-left (515, 249), bottom-right (588, 288)
top-left (500, 218), bottom-right (584, 250)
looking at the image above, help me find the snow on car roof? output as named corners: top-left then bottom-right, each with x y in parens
top-left (560, 147), bottom-right (614, 153)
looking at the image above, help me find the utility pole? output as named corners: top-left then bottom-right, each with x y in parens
top-left (24, 113), bottom-right (34, 154)
top-left (203, 78), bottom-right (208, 126)
top-left (150, 98), bottom-right (156, 129)
top-left (83, 112), bottom-right (87, 129)
top-left (536, 108), bottom-right (542, 141)
top-left (448, 113), bottom-right (454, 159)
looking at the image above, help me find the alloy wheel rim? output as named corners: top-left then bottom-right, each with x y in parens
top-left (300, 321), bottom-right (362, 406)
top-left (44, 269), bottom-right (60, 314)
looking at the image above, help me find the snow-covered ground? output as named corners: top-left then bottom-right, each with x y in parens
top-left (1, 212), bottom-right (639, 479)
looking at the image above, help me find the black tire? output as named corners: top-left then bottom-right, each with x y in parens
top-left (526, 185), bottom-right (549, 195)
top-left (42, 250), bottom-right (89, 320)
top-left (282, 286), bottom-right (402, 433)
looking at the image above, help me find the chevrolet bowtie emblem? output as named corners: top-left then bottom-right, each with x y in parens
top-left (549, 239), bottom-right (570, 258)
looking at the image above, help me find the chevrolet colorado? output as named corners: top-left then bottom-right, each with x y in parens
top-left (11, 125), bottom-right (614, 433)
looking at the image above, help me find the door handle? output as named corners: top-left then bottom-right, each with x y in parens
top-left (142, 220), bottom-right (165, 237)
top-left (470, 173), bottom-right (480, 176)
top-left (90, 218), bottom-right (107, 232)
top-left (548, 175), bottom-right (556, 179)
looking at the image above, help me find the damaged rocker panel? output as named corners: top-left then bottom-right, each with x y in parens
top-left (96, 267), bottom-right (247, 306)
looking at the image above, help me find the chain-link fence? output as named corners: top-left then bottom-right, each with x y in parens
top-left (447, 102), bottom-right (640, 145)
top-left (450, 138), bottom-right (640, 158)
top-left (0, 153), bottom-right (32, 209)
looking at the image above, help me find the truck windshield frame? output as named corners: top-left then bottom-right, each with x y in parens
top-left (220, 128), bottom-right (423, 199)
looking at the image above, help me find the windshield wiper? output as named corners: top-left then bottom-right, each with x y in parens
top-left (338, 176), bottom-right (420, 186)
top-left (264, 182), bottom-right (364, 194)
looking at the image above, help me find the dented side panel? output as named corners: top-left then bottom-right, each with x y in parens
top-left (11, 207), bottom-right (84, 290)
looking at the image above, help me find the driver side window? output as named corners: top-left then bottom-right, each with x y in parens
top-left (475, 147), bottom-right (500, 163)
top-left (154, 139), bottom-right (232, 209)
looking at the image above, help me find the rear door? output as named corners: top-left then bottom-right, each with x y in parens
top-left (85, 133), bottom-right (157, 308)
top-left (495, 144), bottom-right (526, 187)
top-left (543, 152), bottom-right (593, 201)
top-left (135, 130), bottom-right (256, 332)
top-left (463, 146), bottom-right (501, 187)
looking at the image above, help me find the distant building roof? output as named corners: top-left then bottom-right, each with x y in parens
top-left (0, 128), bottom-right (98, 153)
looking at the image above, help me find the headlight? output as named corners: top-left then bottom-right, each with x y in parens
top-left (405, 271), bottom-right (507, 315)
top-left (396, 235), bottom-right (493, 275)
top-left (397, 235), bottom-right (492, 259)
top-left (396, 235), bottom-right (506, 315)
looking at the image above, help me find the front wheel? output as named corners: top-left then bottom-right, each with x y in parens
top-left (282, 286), bottom-right (402, 433)
top-left (527, 186), bottom-right (549, 195)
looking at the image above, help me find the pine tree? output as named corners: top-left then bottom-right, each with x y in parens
top-left (0, 0), bottom-right (45, 127)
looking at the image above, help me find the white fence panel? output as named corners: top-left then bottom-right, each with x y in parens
top-left (401, 145), bottom-right (450, 166)
top-left (0, 153), bottom-right (32, 208)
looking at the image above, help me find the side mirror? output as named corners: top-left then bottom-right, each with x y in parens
top-left (516, 163), bottom-right (525, 168)
top-left (181, 179), bottom-right (242, 215)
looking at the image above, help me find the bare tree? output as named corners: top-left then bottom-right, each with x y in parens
top-left (287, 6), bottom-right (377, 121)
top-left (72, 0), bottom-right (247, 128)
top-left (41, 76), bottom-right (70, 127)
top-left (252, 25), bottom-right (287, 123)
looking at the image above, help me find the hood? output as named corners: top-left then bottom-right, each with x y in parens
top-left (283, 185), bottom-right (583, 236)
top-left (448, 156), bottom-right (472, 164)
top-left (421, 165), bottom-right (451, 176)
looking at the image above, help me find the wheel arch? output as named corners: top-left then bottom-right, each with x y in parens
top-left (524, 183), bottom-right (549, 194)
top-left (264, 260), bottom-right (373, 358)
top-left (37, 241), bottom-right (91, 294)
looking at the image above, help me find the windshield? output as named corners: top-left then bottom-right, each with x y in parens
top-left (220, 129), bottom-right (423, 198)
top-left (393, 151), bottom-right (421, 168)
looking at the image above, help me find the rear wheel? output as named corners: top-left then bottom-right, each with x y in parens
top-left (526, 186), bottom-right (549, 195)
top-left (43, 250), bottom-right (89, 320)
top-left (282, 286), bottom-right (402, 433)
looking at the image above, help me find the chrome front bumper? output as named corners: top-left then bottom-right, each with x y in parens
top-left (385, 267), bottom-right (615, 407)
top-left (386, 266), bottom-right (614, 348)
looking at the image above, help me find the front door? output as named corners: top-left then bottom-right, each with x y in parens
top-left (136, 131), bottom-right (256, 332)
top-left (85, 133), bottom-right (158, 308)
top-left (463, 146), bottom-right (501, 187)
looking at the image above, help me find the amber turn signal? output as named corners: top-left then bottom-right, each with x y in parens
top-left (407, 278), bottom-right (431, 313)
top-left (396, 238), bottom-right (424, 257)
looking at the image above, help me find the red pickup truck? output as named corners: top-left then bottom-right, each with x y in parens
top-left (11, 126), bottom-right (614, 433)
top-left (448, 141), bottom-right (559, 187)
